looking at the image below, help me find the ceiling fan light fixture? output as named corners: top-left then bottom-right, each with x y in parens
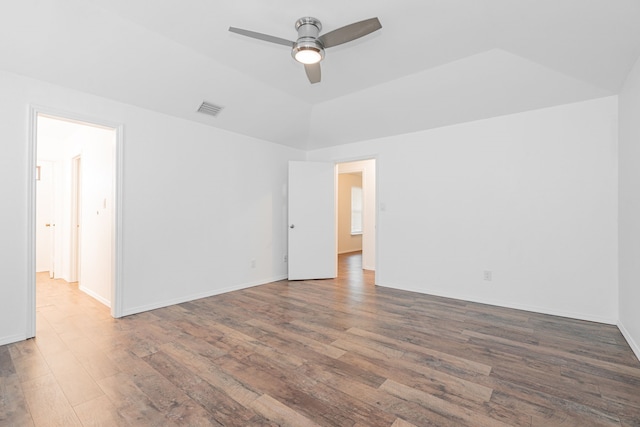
top-left (293, 45), bottom-right (324, 64)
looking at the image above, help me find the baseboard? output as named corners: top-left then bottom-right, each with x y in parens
top-left (376, 282), bottom-right (618, 325)
top-left (618, 322), bottom-right (640, 363)
top-left (121, 275), bottom-right (287, 317)
top-left (79, 286), bottom-right (111, 308)
top-left (0, 333), bottom-right (30, 347)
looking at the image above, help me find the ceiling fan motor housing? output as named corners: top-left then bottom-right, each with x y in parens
top-left (292, 17), bottom-right (325, 62)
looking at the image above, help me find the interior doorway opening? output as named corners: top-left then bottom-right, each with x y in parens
top-left (35, 113), bottom-right (117, 311)
top-left (287, 159), bottom-right (376, 282)
top-left (336, 159), bottom-right (376, 279)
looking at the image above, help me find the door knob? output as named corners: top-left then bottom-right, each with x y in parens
top-left (290, 224), bottom-right (295, 229)
top-left (45, 223), bottom-right (51, 227)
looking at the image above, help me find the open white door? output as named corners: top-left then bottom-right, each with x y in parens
top-left (288, 161), bottom-right (337, 280)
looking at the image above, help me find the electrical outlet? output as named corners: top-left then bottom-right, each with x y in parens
top-left (483, 270), bottom-right (492, 281)
top-left (251, 259), bottom-right (256, 269)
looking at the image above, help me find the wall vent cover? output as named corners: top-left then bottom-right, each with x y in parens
top-left (197, 101), bottom-right (224, 117)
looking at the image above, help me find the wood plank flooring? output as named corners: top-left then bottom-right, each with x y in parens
top-left (1, 252), bottom-right (640, 426)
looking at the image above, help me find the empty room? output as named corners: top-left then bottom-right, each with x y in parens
top-left (1, 1), bottom-right (640, 426)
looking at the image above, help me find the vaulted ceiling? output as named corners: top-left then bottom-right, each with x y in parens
top-left (2, 1), bottom-right (639, 150)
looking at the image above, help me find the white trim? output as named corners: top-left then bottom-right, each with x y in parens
top-left (26, 107), bottom-right (38, 339)
top-left (80, 286), bottom-right (111, 308)
top-left (112, 124), bottom-right (124, 318)
top-left (121, 275), bottom-right (287, 317)
top-left (618, 322), bottom-right (640, 363)
top-left (373, 157), bottom-right (379, 276)
top-left (69, 155), bottom-right (81, 283)
top-left (28, 105), bottom-right (124, 327)
top-left (376, 281), bottom-right (618, 325)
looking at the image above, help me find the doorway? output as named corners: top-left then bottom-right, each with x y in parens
top-left (337, 171), bottom-right (363, 255)
top-left (28, 108), bottom-right (123, 337)
top-left (336, 159), bottom-right (376, 274)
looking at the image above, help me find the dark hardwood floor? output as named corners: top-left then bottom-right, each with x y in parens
top-left (1, 252), bottom-right (639, 426)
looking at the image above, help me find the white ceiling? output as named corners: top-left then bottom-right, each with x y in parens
top-left (2, 1), bottom-right (639, 150)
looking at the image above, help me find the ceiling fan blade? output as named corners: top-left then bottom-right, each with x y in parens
top-left (228, 27), bottom-right (295, 47)
top-left (318, 17), bottom-right (382, 48)
top-left (304, 63), bottom-right (321, 84)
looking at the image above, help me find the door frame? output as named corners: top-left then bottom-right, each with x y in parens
top-left (333, 155), bottom-right (379, 282)
top-left (26, 105), bottom-right (125, 338)
top-left (70, 155), bottom-right (82, 283)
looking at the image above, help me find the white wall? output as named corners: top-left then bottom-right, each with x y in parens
top-left (619, 56), bottom-right (640, 360)
top-left (0, 69), bottom-right (304, 345)
top-left (77, 125), bottom-right (115, 306)
top-left (0, 65), bottom-right (623, 347)
top-left (309, 97), bottom-right (619, 323)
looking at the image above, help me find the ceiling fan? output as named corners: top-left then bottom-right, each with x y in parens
top-left (229, 17), bottom-right (382, 84)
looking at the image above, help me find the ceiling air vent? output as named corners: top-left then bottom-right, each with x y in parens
top-left (197, 101), bottom-right (224, 117)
